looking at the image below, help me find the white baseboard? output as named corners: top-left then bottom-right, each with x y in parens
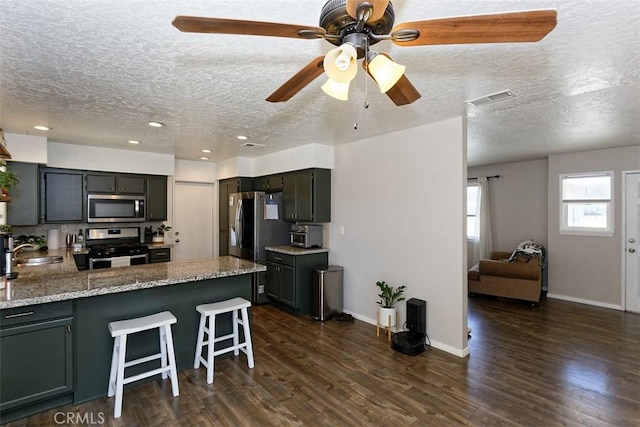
top-left (343, 310), bottom-right (469, 358)
top-left (546, 293), bottom-right (623, 311)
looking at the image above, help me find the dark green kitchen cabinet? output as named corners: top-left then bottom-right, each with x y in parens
top-left (218, 177), bottom-right (253, 256)
top-left (40, 168), bottom-right (84, 223)
top-left (254, 174), bottom-right (284, 193)
top-left (149, 247), bottom-right (171, 263)
top-left (116, 175), bottom-right (145, 194)
top-left (85, 173), bottom-right (116, 193)
top-left (7, 161), bottom-right (39, 226)
top-left (146, 176), bottom-right (167, 220)
top-left (282, 168), bottom-right (331, 222)
top-left (0, 301), bottom-right (74, 420)
top-left (86, 173), bottom-right (145, 194)
top-left (265, 250), bottom-right (328, 316)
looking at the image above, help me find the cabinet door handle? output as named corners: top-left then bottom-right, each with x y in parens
top-left (274, 256), bottom-right (282, 261)
top-left (5, 311), bottom-right (35, 319)
top-left (67, 324), bottom-right (72, 333)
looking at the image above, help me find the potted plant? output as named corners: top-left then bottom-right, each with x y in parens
top-left (153, 224), bottom-right (172, 243)
top-left (376, 281), bottom-right (406, 338)
top-left (0, 163), bottom-right (20, 202)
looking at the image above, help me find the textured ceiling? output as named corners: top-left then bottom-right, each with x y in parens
top-left (0, 0), bottom-right (638, 166)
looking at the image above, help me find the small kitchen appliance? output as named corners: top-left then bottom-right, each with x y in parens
top-left (290, 224), bottom-right (323, 248)
top-left (87, 194), bottom-right (146, 223)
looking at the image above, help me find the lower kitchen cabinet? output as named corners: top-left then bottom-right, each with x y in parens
top-left (0, 301), bottom-right (74, 422)
top-left (265, 250), bottom-right (328, 315)
top-left (149, 247), bottom-right (171, 263)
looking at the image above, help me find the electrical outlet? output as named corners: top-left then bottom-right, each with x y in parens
top-left (339, 226), bottom-right (345, 235)
top-left (60, 225), bottom-right (68, 232)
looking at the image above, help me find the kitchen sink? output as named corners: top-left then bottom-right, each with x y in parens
top-left (16, 256), bottom-right (64, 267)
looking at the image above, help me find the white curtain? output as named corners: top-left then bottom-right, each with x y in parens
top-left (471, 177), bottom-right (493, 266)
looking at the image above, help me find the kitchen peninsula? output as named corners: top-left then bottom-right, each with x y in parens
top-left (0, 256), bottom-right (264, 422)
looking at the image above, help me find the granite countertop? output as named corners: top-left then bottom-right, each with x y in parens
top-left (265, 245), bottom-right (330, 255)
top-left (1, 256), bottom-right (265, 309)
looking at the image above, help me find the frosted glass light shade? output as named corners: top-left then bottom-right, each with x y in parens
top-left (324, 43), bottom-right (358, 83)
top-left (368, 53), bottom-right (406, 93)
top-left (321, 78), bottom-right (350, 101)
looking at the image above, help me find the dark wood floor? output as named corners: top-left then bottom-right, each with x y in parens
top-left (4, 296), bottom-right (639, 426)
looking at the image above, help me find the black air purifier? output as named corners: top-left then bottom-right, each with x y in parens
top-left (391, 298), bottom-right (426, 355)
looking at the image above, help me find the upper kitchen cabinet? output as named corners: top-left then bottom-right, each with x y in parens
top-left (146, 176), bottom-right (167, 221)
top-left (282, 168), bottom-right (331, 223)
top-left (218, 177), bottom-right (253, 256)
top-left (7, 162), bottom-right (39, 226)
top-left (40, 168), bottom-right (84, 223)
top-left (85, 173), bottom-right (145, 194)
top-left (254, 174), bottom-right (284, 193)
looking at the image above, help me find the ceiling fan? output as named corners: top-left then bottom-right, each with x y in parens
top-left (172, 0), bottom-right (557, 106)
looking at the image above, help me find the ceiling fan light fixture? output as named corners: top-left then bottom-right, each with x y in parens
top-left (321, 78), bottom-right (350, 101)
top-left (366, 51), bottom-right (406, 93)
top-left (324, 43), bottom-right (358, 83)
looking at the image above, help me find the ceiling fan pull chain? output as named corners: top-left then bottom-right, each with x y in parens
top-left (354, 72), bottom-right (359, 130)
top-left (364, 36), bottom-right (370, 110)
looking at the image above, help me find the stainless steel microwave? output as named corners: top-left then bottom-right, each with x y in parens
top-left (87, 194), bottom-right (145, 223)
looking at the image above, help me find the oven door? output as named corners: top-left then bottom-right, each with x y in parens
top-left (89, 254), bottom-right (148, 270)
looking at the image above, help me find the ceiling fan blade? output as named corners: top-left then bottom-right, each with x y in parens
top-left (172, 16), bottom-right (326, 40)
top-left (346, 0), bottom-right (390, 22)
top-left (385, 75), bottom-right (422, 106)
top-left (391, 10), bottom-right (557, 46)
top-left (266, 57), bottom-right (325, 102)
top-left (362, 53), bottom-right (421, 106)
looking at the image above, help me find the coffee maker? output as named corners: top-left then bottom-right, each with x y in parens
top-left (1, 233), bottom-right (15, 279)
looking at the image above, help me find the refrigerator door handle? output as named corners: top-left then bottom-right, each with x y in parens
top-left (236, 199), bottom-right (243, 250)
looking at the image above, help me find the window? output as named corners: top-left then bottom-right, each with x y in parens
top-left (560, 172), bottom-right (613, 236)
top-left (467, 185), bottom-right (479, 239)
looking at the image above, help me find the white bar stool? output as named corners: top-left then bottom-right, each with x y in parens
top-left (107, 311), bottom-right (179, 418)
top-left (193, 297), bottom-right (255, 384)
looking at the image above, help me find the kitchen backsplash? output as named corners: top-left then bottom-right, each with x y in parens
top-left (11, 222), bottom-right (165, 247)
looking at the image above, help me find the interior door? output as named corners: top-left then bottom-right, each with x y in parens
top-left (624, 172), bottom-right (640, 313)
top-left (173, 182), bottom-right (214, 261)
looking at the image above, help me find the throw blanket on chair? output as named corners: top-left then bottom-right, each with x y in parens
top-left (508, 239), bottom-right (545, 268)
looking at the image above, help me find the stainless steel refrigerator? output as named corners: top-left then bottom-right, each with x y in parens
top-left (229, 191), bottom-right (291, 303)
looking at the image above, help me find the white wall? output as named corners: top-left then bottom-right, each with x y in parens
top-left (47, 142), bottom-right (174, 175)
top-left (468, 159), bottom-right (548, 268)
top-left (547, 145), bottom-right (640, 309)
top-left (174, 159), bottom-right (216, 183)
top-left (330, 117), bottom-right (468, 356)
top-left (253, 143), bottom-right (334, 176)
top-left (5, 133), bottom-right (48, 163)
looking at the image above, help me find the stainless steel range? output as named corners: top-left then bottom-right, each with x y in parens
top-left (86, 227), bottom-right (149, 270)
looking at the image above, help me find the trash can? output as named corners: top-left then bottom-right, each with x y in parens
top-left (312, 266), bottom-right (344, 321)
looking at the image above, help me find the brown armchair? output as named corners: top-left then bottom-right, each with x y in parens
top-left (468, 251), bottom-right (542, 304)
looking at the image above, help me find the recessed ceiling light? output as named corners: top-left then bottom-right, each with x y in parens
top-left (236, 135), bottom-right (248, 140)
top-left (128, 140), bottom-right (141, 144)
top-left (148, 121), bottom-right (165, 128)
top-left (201, 149), bottom-right (212, 153)
top-left (34, 125), bottom-right (51, 131)
top-left (200, 156), bottom-right (210, 160)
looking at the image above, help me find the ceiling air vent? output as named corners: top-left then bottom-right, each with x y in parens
top-left (467, 90), bottom-right (515, 106)
top-left (241, 142), bottom-right (266, 147)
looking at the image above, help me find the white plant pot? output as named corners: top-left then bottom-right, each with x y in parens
top-left (377, 306), bottom-right (397, 333)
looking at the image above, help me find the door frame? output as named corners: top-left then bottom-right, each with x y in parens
top-left (621, 170), bottom-right (640, 311)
